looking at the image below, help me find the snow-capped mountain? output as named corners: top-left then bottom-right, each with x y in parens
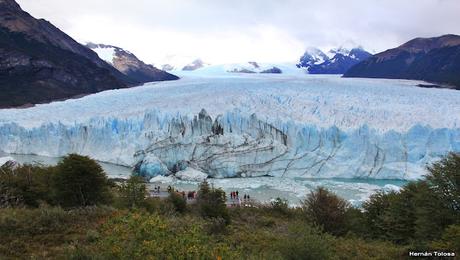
top-left (1, 75), bottom-right (459, 181)
top-left (87, 43), bottom-right (179, 83)
top-left (170, 62), bottom-right (305, 77)
top-left (297, 47), bottom-right (372, 74)
top-left (159, 55), bottom-right (210, 71)
top-left (227, 61), bottom-right (282, 74)
top-left (182, 59), bottom-right (208, 71)
top-left (296, 47), bottom-right (329, 69)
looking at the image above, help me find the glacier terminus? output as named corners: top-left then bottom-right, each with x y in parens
top-left (0, 74), bottom-right (459, 181)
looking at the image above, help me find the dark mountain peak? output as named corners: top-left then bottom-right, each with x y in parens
top-left (399, 34), bottom-right (460, 53)
top-left (0, 0), bottom-right (136, 107)
top-left (376, 34), bottom-right (460, 61)
top-left (0, 0), bottom-right (124, 73)
top-left (344, 34), bottom-right (460, 89)
top-left (0, 0), bottom-right (21, 9)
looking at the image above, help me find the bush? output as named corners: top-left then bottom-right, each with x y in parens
top-left (361, 153), bottom-right (460, 244)
top-left (362, 191), bottom-right (393, 239)
top-left (0, 206), bottom-right (112, 259)
top-left (276, 222), bottom-right (335, 260)
top-left (431, 224), bottom-right (460, 253)
top-left (167, 192), bottom-right (187, 213)
top-left (53, 154), bottom-right (111, 208)
top-left (426, 153), bottom-right (460, 214)
top-left (334, 237), bottom-right (406, 260)
top-left (343, 206), bottom-right (367, 236)
top-left (143, 197), bottom-right (176, 215)
top-left (302, 187), bottom-right (350, 236)
top-left (196, 181), bottom-right (230, 224)
top-left (116, 176), bottom-right (147, 209)
top-left (270, 197), bottom-right (290, 215)
top-left (0, 164), bottom-right (54, 207)
top-left (81, 212), bottom-right (242, 259)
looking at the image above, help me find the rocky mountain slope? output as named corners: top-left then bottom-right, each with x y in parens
top-left (297, 47), bottom-right (372, 74)
top-left (0, 0), bottom-right (140, 108)
top-left (87, 43), bottom-right (178, 83)
top-left (344, 34), bottom-right (460, 89)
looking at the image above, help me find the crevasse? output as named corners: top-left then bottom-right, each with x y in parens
top-left (1, 108), bottom-right (458, 180)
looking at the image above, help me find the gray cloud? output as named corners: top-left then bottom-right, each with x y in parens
top-left (16, 0), bottom-right (460, 63)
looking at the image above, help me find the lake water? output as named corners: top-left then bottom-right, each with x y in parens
top-left (3, 153), bottom-right (407, 206)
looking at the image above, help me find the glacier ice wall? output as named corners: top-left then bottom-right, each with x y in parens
top-left (0, 75), bottom-right (459, 180)
top-left (1, 108), bottom-right (458, 180)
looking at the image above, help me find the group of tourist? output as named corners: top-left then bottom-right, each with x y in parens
top-left (151, 186), bottom-right (161, 194)
top-left (154, 186), bottom-right (251, 204)
top-left (185, 191), bottom-right (197, 200)
top-left (229, 191), bottom-right (251, 201)
top-left (165, 185), bottom-right (197, 200)
top-left (230, 191), bottom-right (239, 199)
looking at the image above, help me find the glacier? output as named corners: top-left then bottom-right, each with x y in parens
top-left (0, 74), bottom-right (459, 180)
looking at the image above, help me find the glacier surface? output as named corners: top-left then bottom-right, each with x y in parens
top-left (0, 74), bottom-right (459, 180)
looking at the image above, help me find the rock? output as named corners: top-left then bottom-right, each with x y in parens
top-left (0, 156), bottom-right (18, 168)
top-left (0, 156), bottom-right (15, 166)
top-left (260, 67), bottom-right (282, 74)
top-left (228, 68), bottom-right (256, 73)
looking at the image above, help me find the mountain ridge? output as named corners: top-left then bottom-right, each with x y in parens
top-left (0, 0), bottom-right (143, 107)
top-left (344, 34), bottom-right (460, 89)
top-left (87, 43), bottom-right (179, 83)
top-left (297, 46), bottom-right (372, 74)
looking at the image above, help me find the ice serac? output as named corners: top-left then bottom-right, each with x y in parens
top-left (0, 108), bottom-right (458, 180)
top-left (0, 75), bottom-right (458, 180)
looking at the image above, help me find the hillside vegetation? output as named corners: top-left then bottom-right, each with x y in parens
top-left (0, 153), bottom-right (459, 259)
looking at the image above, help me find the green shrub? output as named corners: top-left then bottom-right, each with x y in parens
top-left (302, 187), bottom-right (350, 236)
top-left (343, 206), bottom-right (367, 236)
top-left (431, 224), bottom-right (460, 253)
top-left (0, 164), bottom-right (54, 207)
top-left (115, 176), bottom-right (147, 209)
top-left (426, 152), bottom-right (460, 214)
top-left (362, 159), bottom-right (459, 244)
top-left (84, 212), bottom-right (242, 259)
top-left (167, 191), bottom-right (187, 213)
top-left (270, 197), bottom-right (290, 215)
top-left (196, 181), bottom-right (230, 224)
top-left (143, 197), bottom-right (176, 215)
top-left (53, 154), bottom-right (112, 208)
top-left (0, 206), bottom-right (112, 259)
top-left (276, 222), bottom-right (335, 260)
top-left (334, 237), bottom-right (406, 260)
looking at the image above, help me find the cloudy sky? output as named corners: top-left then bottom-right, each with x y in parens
top-left (17, 0), bottom-right (460, 65)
